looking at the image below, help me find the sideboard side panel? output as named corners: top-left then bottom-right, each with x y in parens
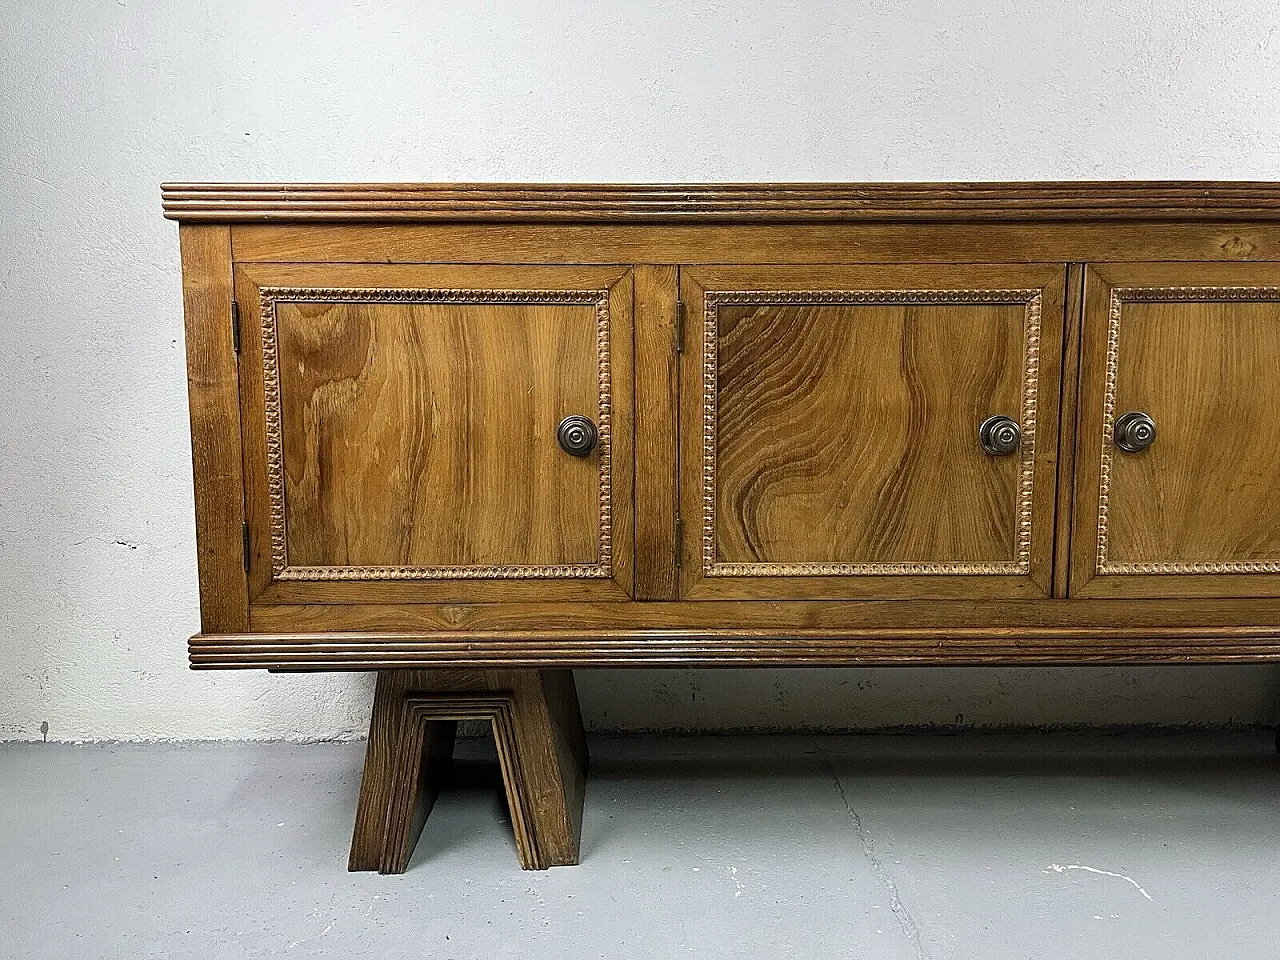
top-left (180, 224), bottom-right (250, 632)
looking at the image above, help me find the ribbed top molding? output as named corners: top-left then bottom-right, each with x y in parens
top-left (161, 181), bottom-right (1280, 223)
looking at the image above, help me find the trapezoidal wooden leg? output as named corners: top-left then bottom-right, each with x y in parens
top-left (348, 670), bottom-right (456, 872)
top-left (348, 669), bottom-right (588, 873)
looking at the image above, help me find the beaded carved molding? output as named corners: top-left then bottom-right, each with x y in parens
top-left (259, 286), bottom-right (613, 581)
top-left (1097, 285), bottom-right (1280, 575)
top-left (701, 289), bottom-right (1043, 577)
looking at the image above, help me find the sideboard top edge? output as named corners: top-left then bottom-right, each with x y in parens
top-left (161, 181), bottom-right (1280, 224)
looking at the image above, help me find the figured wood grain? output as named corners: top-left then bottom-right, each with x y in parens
top-left (234, 263), bottom-right (633, 603)
top-left (163, 181), bottom-right (1280, 222)
top-left (679, 264), bottom-right (1064, 600)
top-left (270, 290), bottom-right (605, 576)
top-left (711, 293), bottom-right (1031, 570)
top-left (179, 225), bottom-right (249, 632)
top-left (1074, 263), bottom-right (1280, 598)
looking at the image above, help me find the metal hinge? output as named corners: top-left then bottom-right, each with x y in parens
top-left (241, 520), bottom-right (250, 572)
top-left (231, 300), bottom-right (241, 354)
top-left (674, 516), bottom-right (684, 567)
top-left (675, 299), bottom-right (686, 353)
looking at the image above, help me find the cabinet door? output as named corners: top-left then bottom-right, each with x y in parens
top-left (1072, 263), bottom-right (1280, 598)
top-left (234, 263), bottom-right (633, 606)
top-left (679, 264), bottom-right (1065, 600)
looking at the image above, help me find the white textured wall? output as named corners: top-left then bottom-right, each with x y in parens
top-left (2, 0), bottom-right (1279, 741)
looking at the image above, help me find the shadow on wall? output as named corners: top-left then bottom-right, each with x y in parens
top-left (573, 665), bottom-right (1280, 733)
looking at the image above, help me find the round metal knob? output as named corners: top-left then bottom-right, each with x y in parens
top-left (978, 415), bottom-right (1021, 456)
top-left (1114, 411), bottom-right (1156, 453)
top-left (557, 416), bottom-right (598, 457)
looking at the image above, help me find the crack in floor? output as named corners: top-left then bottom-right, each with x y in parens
top-left (814, 738), bottom-right (932, 960)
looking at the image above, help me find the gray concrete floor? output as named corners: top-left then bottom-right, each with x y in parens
top-left (2, 733), bottom-right (1278, 959)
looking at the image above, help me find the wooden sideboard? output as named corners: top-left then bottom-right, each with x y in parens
top-left (165, 182), bottom-right (1280, 870)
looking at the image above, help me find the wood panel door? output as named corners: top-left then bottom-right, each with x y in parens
top-left (679, 264), bottom-right (1066, 600)
top-left (234, 263), bottom-right (633, 606)
top-left (1071, 263), bottom-right (1280, 598)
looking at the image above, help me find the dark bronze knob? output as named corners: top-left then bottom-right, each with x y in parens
top-left (1114, 411), bottom-right (1156, 453)
top-left (978, 415), bottom-right (1021, 456)
top-left (557, 416), bottom-right (598, 457)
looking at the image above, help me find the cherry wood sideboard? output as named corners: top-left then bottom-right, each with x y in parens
top-left (166, 182), bottom-right (1280, 871)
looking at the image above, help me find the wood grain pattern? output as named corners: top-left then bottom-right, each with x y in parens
top-left (230, 221), bottom-right (1280, 268)
top-left (349, 670), bottom-right (586, 873)
top-left (1074, 263), bottom-right (1280, 598)
top-left (378, 705), bottom-right (458, 873)
top-left (268, 288), bottom-right (608, 577)
top-left (503, 669), bottom-right (588, 866)
top-left (238, 596), bottom-right (1280, 635)
top-left (349, 668), bottom-right (416, 871)
top-left (709, 292), bottom-right (1034, 571)
top-left (164, 181), bottom-right (1280, 222)
top-left (179, 225), bottom-right (249, 632)
top-left (679, 265), bottom-right (1064, 600)
top-left (167, 183), bottom-right (1280, 673)
top-left (632, 265), bottom-right (680, 600)
top-left (1051, 263), bottom-right (1086, 598)
top-left (234, 263), bottom-right (634, 603)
